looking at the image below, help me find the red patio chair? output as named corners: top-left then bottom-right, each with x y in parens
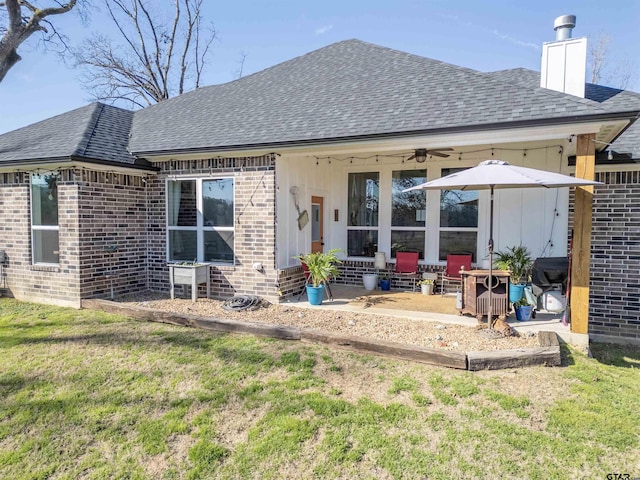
top-left (394, 252), bottom-right (420, 291)
top-left (441, 254), bottom-right (472, 295)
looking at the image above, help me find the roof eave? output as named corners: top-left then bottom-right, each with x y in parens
top-left (131, 110), bottom-right (640, 158)
top-left (0, 155), bottom-right (159, 173)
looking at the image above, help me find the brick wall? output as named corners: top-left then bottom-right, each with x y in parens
top-left (588, 171), bottom-right (640, 343)
top-left (148, 156), bottom-right (279, 300)
top-left (0, 171), bottom-right (81, 307)
top-left (0, 169), bottom-right (151, 307)
top-left (76, 170), bottom-right (148, 299)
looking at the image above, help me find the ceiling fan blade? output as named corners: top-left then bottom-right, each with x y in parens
top-left (406, 154), bottom-right (416, 161)
top-left (428, 151), bottom-right (451, 158)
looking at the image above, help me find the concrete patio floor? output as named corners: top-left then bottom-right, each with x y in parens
top-left (285, 284), bottom-right (588, 347)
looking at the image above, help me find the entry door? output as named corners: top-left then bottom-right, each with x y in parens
top-left (311, 196), bottom-right (324, 253)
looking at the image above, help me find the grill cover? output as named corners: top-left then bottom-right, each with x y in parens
top-left (531, 257), bottom-right (569, 296)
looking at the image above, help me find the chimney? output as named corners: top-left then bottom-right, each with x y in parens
top-left (540, 14), bottom-right (587, 98)
top-left (554, 15), bottom-right (576, 41)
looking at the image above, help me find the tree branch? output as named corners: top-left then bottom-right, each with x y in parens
top-left (74, 0), bottom-right (215, 106)
top-left (0, 0), bottom-right (79, 82)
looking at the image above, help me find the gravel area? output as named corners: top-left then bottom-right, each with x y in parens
top-left (118, 292), bottom-right (540, 352)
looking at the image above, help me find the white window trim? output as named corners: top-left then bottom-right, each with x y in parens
top-left (346, 170), bottom-right (381, 260)
top-left (30, 174), bottom-right (60, 266)
top-left (165, 176), bottom-right (235, 265)
top-left (342, 164), bottom-right (482, 264)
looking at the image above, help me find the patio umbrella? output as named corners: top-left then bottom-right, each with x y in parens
top-left (404, 160), bottom-right (601, 329)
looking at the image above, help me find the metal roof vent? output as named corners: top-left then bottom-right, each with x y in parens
top-left (553, 15), bottom-right (576, 41)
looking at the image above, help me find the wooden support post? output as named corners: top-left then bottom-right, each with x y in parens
top-left (571, 134), bottom-right (596, 334)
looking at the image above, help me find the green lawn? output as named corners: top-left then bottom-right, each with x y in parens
top-left (1, 299), bottom-right (639, 479)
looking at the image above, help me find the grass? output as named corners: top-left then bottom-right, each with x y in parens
top-left (1, 299), bottom-right (639, 479)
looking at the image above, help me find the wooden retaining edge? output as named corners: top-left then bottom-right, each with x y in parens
top-left (467, 331), bottom-right (561, 371)
top-left (82, 299), bottom-right (560, 371)
top-left (300, 329), bottom-right (468, 370)
top-left (81, 299), bottom-right (301, 340)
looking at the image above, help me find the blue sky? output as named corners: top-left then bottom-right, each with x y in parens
top-left (1, 0), bottom-right (638, 134)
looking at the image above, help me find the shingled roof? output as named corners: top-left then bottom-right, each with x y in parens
top-left (0, 103), bottom-right (148, 168)
top-left (487, 67), bottom-right (640, 159)
top-left (2, 40), bottom-right (637, 166)
top-left (129, 39), bottom-right (615, 156)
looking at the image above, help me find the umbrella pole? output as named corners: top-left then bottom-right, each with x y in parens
top-left (488, 186), bottom-right (494, 329)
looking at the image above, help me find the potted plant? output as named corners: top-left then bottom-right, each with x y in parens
top-left (379, 274), bottom-right (391, 291)
top-left (295, 249), bottom-right (344, 305)
top-left (513, 297), bottom-right (534, 321)
top-left (417, 278), bottom-right (434, 295)
top-left (494, 245), bottom-right (533, 303)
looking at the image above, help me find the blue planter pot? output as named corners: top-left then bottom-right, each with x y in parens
top-left (379, 279), bottom-right (391, 291)
top-left (306, 284), bottom-right (325, 305)
top-left (509, 283), bottom-right (525, 303)
top-left (515, 305), bottom-right (533, 321)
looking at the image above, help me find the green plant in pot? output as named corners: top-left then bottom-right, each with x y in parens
top-left (494, 245), bottom-right (533, 283)
top-left (417, 278), bottom-right (435, 295)
top-left (379, 274), bottom-right (391, 291)
top-left (295, 249), bottom-right (344, 305)
top-left (494, 245), bottom-right (533, 303)
top-left (513, 297), bottom-right (534, 321)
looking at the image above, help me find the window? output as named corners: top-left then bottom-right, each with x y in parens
top-left (167, 178), bottom-right (234, 263)
top-left (347, 172), bottom-right (379, 257)
top-left (31, 173), bottom-right (59, 264)
top-left (391, 169), bottom-right (426, 259)
top-left (439, 167), bottom-right (478, 261)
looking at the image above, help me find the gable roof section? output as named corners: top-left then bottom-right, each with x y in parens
top-left (0, 103), bottom-right (144, 168)
top-left (130, 39), bottom-right (615, 156)
top-left (487, 68), bottom-right (640, 159)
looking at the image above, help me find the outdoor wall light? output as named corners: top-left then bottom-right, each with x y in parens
top-left (607, 148), bottom-right (614, 161)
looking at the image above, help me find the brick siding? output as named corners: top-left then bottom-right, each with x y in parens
top-left (148, 155), bottom-right (279, 300)
top-left (76, 170), bottom-right (148, 300)
top-left (0, 169), bottom-right (148, 307)
top-left (0, 171), bottom-right (81, 306)
top-left (588, 171), bottom-right (640, 342)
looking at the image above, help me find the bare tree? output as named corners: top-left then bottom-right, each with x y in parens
top-left (589, 33), bottom-right (636, 89)
top-left (75, 0), bottom-right (216, 108)
top-left (233, 51), bottom-right (247, 79)
top-left (0, 0), bottom-right (79, 83)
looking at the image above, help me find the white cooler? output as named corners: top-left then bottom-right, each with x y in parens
top-left (541, 290), bottom-right (566, 313)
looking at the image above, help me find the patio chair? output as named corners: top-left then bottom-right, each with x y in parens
top-left (441, 254), bottom-right (472, 295)
top-left (297, 260), bottom-right (334, 301)
top-left (394, 252), bottom-right (420, 292)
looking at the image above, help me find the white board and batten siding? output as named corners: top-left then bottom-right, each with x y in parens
top-left (275, 143), bottom-right (572, 270)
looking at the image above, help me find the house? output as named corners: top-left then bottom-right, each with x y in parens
top-left (1, 18), bottom-right (639, 345)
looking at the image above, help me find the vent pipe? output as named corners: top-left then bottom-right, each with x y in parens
top-left (554, 15), bottom-right (576, 41)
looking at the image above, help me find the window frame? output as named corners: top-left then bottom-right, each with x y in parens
top-left (346, 171), bottom-right (380, 258)
top-left (437, 167), bottom-right (479, 262)
top-left (166, 176), bottom-right (235, 265)
top-left (390, 168), bottom-right (427, 259)
top-left (30, 173), bottom-right (60, 266)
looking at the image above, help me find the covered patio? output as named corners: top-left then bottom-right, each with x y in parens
top-left (288, 284), bottom-right (585, 346)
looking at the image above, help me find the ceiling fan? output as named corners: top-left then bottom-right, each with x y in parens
top-left (406, 148), bottom-right (454, 162)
